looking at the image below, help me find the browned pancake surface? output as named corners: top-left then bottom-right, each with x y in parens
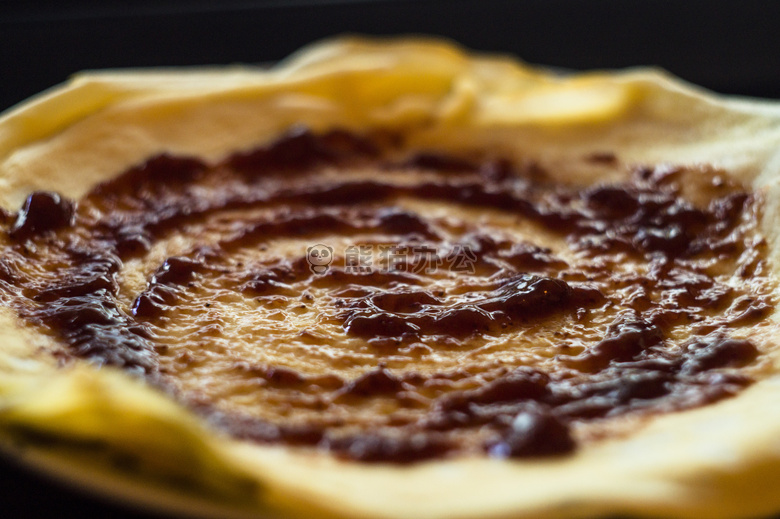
top-left (0, 128), bottom-right (773, 462)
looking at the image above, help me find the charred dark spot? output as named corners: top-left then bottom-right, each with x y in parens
top-left (264, 366), bottom-right (307, 386)
top-left (337, 367), bottom-right (405, 399)
top-left (681, 335), bottom-right (759, 374)
top-left (487, 408), bottom-right (575, 458)
top-left (228, 127), bottom-right (377, 174)
top-left (436, 368), bottom-right (549, 415)
top-left (562, 315), bottom-right (664, 373)
top-left (498, 242), bottom-right (568, 270)
top-left (91, 154), bottom-right (207, 197)
top-left (10, 191), bottom-right (75, 240)
top-left (586, 152), bottom-right (618, 164)
top-left (153, 257), bottom-right (204, 285)
top-left (370, 290), bottom-right (441, 313)
top-left (325, 432), bottom-right (452, 464)
top-left (228, 126), bottom-right (336, 173)
top-left (399, 152), bottom-right (477, 172)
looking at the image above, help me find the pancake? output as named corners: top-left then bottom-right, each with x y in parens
top-left (1, 37), bottom-right (780, 519)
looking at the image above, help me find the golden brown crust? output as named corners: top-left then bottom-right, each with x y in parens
top-left (2, 36), bottom-right (780, 518)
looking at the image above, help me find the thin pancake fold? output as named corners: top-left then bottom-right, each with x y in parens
top-left (0, 36), bottom-right (780, 519)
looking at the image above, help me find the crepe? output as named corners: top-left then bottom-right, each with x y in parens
top-left (1, 36), bottom-right (780, 519)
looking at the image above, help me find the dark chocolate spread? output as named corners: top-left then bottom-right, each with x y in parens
top-left (0, 127), bottom-right (772, 463)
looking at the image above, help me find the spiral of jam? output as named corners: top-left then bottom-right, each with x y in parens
top-left (0, 127), bottom-right (773, 462)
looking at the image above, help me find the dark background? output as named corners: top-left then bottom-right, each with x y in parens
top-left (4, 0), bottom-right (780, 112)
top-left (1, 0), bottom-right (780, 517)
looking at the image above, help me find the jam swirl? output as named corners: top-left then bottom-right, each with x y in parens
top-left (0, 127), bottom-right (772, 462)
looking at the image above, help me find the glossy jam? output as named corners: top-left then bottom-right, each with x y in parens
top-left (0, 128), bottom-right (773, 462)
